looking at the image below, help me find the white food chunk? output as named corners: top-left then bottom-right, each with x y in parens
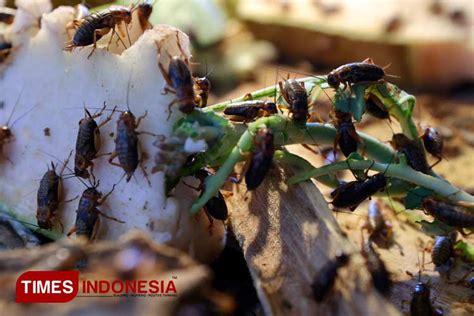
top-left (0, 1), bottom-right (225, 263)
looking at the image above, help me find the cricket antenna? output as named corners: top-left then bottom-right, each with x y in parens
top-left (274, 66), bottom-right (283, 113)
top-left (202, 59), bottom-right (215, 79)
top-left (385, 73), bottom-right (401, 79)
top-left (382, 153), bottom-right (396, 176)
top-left (125, 18), bottom-right (132, 47)
top-left (5, 87), bottom-right (33, 129)
top-left (5, 88), bottom-right (24, 126)
top-left (382, 62), bottom-right (392, 70)
top-left (5, 86), bottom-right (39, 130)
top-left (83, 102), bottom-right (93, 118)
top-left (9, 103), bottom-right (38, 129)
top-left (382, 63), bottom-right (401, 79)
top-left (274, 66), bottom-right (326, 82)
top-left (126, 69), bottom-right (133, 112)
top-left (383, 118), bottom-right (395, 134)
top-left (416, 248), bottom-right (422, 282)
top-left (37, 149), bottom-right (89, 189)
top-left (65, 106), bottom-right (125, 113)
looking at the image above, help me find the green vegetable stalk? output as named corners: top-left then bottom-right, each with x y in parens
top-left (167, 77), bottom-right (473, 227)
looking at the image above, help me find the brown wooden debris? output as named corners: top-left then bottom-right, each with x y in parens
top-left (226, 162), bottom-right (401, 315)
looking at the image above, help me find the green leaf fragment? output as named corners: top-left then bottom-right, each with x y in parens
top-left (332, 85), bottom-right (366, 122)
top-left (417, 219), bottom-right (455, 237)
top-left (455, 241), bottom-right (474, 262)
top-left (277, 95), bottom-right (289, 108)
top-left (335, 91), bottom-right (351, 113)
top-left (404, 187), bottom-right (435, 209)
top-left (346, 152), bottom-right (365, 161)
top-left (350, 85), bottom-right (366, 122)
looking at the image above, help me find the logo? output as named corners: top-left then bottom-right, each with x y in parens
top-left (16, 271), bottom-right (79, 303)
top-left (81, 279), bottom-right (177, 297)
top-left (16, 271), bottom-right (178, 303)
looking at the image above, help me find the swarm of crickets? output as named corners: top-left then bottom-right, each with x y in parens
top-left (0, 1), bottom-right (473, 268)
top-left (164, 58), bottom-right (474, 304)
top-left (158, 58), bottom-right (474, 259)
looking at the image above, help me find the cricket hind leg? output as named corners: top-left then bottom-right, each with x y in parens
top-left (166, 99), bottom-right (178, 120)
top-left (67, 225), bottom-right (77, 237)
top-left (87, 28), bottom-right (110, 59)
top-left (96, 209), bottom-right (125, 224)
top-left (108, 152), bottom-right (126, 172)
top-left (137, 141), bottom-right (152, 187)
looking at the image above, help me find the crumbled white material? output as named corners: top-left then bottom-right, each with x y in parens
top-left (13, 0), bottom-right (51, 33)
top-left (0, 1), bottom-right (225, 262)
top-left (184, 137), bottom-right (208, 153)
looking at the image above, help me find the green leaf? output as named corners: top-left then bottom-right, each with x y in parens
top-left (174, 121), bottom-right (200, 138)
top-left (275, 150), bottom-right (340, 187)
top-left (417, 219), bottom-right (455, 237)
top-left (346, 152), bottom-right (365, 161)
top-left (165, 110), bottom-right (238, 192)
top-left (404, 187), bottom-right (434, 209)
top-left (332, 85), bottom-right (366, 121)
top-left (174, 110), bottom-right (230, 139)
top-left (274, 150), bottom-right (313, 172)
top-left (350, 85), bottom-right (366, 122)
top-left (401, 98), bottom-right (415, 118)
top-left (306, 78), bottom-right (325, 96)
top-left (0, 206), bottom-right (61, 241)
top-left (455, 241), bottom-right (474, 262)
top-left (395, 90), bottom-right (416, 118)
top-left (334, 91), bottom-right (351, 113)
top-left (277, 95), bottom-right (289, 108)
top-left (376, 83), bottom-right (397, 101)
top-left (395, 152), bottom-right (409, 166)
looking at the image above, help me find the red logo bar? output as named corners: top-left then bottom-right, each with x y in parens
top-left (16, 271), bottom-right (79, 303)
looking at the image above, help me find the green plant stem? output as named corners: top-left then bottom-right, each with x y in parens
top-left (273, 150), bottom-right (340, 188)
top-left (190, 78), bottom-right (472, 215)
top-left (192, 116), bottom-right (292, 213)
top-left (286, 122), bottom-right (396, 162)
top-left (287, 160), bottom-right (474, 203)
top-left (366, 84), bottom-right (436, 177)
top-left (191, 130), bottom-right (253, 214)
top-left (203, 76), bottom-right (323, 113)
top-left (0, 204), bottom-right (61, 240)
top-left (203, 80), bottom-right (401, 165)
top-left (191, 114), bottom-right (473, 213)
top-left (174, 116), bottom-right (395, 193)
top-left (274, 150), bottom-right (414, 196)
top-left (368, 84), bottom-right (418, 140)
